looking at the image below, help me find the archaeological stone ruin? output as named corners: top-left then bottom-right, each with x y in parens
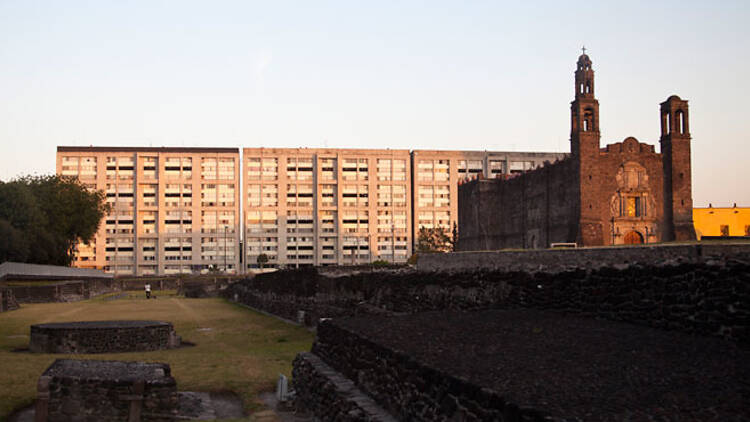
top-left (224, 242), bottom-right (750, 421)
top-left (29, 320), bottom-right (181, 354)
top-left (35, 359), bottom-right (178, 422)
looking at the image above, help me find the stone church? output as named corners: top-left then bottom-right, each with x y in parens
top-left (457, 52), bottom-right (696, 249)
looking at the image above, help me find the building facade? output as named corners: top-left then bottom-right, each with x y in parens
top-left (58, 146), bottom-right (566, 274)
top-left (243, 148), bottom-right (413, 268)
top-left (458, 52), bottom-right (696, 250)
top-left (242, 148), bottom-right (567, 269)
top-left (693, 205), bottom-right (750, 239)
top-left (57, 147), bottom-right (241, 275)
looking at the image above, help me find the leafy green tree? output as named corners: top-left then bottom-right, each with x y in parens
top-left (256, 253), bottom-right (269, 269)
top-left (416, 226), bottom-right (452, 253)
top-left (0, 175), bottom-right (108, 265)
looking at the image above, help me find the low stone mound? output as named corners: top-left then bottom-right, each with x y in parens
top-left (30, 320), bottom-right (181, 354)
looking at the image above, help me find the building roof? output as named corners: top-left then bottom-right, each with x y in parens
top-left (57, 146), bottom-right (239, 153)
top-left (0, 262), bottom-right (113, 281)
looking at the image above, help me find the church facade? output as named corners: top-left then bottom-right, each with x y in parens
top-left (457, 52), bottom-right (696, 249)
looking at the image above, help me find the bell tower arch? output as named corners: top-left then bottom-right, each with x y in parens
top-left (660, 95), bottom-right (696, 241)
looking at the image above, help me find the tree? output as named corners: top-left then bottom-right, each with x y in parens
top-left (451, 222), bottom-right (459, 252)
top-left (416, 226), bottom-right (452, 253)
top-left (0, 175), bottom-right (109, 266)
top-left (256, 253), bottom-right (269, 269)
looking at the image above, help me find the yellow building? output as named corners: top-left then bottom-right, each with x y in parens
top-left (693, 205), bottom-right (750, 239)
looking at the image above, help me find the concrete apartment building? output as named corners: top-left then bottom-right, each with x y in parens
top-left (57, 147), bottom-right (241, 276)
top-left (243, 148), bottom-right (413, 268)
top-left (244, 148), bottom-right (567, 269)
top-left (58, 146), bottom-right (565, 274)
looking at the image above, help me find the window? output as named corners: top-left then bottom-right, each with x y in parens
top-left (321, 185), bottom-right (336, 207)
top-left (417, 160), bottom-right (433, 181)
top-left (623, 197), bottom-right (644, 218)
top-left (247, 157), bottom-right (261, 180)
top-left (218, 158), bottom-right (234, 180)
top-left (745, 225), bottom-right (750, 237)
top-left (142, 157), bottom-right (157, 179)
top-left (61, 156), bottom-right (79, 176)
top-left (201, 158), bottom-right (217, 179)
top-left (720, 225), bottom-right (729, 237)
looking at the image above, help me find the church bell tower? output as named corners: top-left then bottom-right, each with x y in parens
top-left (570, 48), bottom-right (600, 158)
top-left (571, 48), bottom-right (604, 246)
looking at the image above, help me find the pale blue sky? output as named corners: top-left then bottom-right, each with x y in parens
top-left (1, 1), bottom-right (748, 206)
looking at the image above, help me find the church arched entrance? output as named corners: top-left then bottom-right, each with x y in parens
top-left (623, 230), bottom-right (644, 245)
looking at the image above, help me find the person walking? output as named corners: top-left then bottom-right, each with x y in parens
top-left (145, 283), bottom-right (151, 299)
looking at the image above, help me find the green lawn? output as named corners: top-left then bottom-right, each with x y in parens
top-left (0, 293), bottom-right (314, 421)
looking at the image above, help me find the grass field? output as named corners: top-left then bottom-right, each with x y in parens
top-left (0, 293), bottom-right (314, 421)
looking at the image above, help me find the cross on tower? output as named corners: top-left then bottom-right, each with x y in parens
top-left (582, 46), bottom-right (587, 55)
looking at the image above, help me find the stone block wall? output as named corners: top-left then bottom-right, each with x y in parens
top-left (224, 250), bottom-right (750, 345)
top-left (0, 288), bottom-right (20, 312)
top-left (7, 281), bottom-right (86, 303)
top-left (302, 321), bottom-right (550, 422)
top-left (418, 242), bottom-right (750, 273)
top-left (30, 321), bottom-right (181, 354)
top-left (37, 359), bottom-right (178, 422)
top-left (292, 352), bottom-right (397, 422)
top-left (458, 158), bottom-right (580, 250)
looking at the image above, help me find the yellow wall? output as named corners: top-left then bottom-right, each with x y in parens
top-left (693, 207), bottom-right (750, 239)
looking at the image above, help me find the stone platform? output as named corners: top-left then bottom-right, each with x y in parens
top-left (30, 320), bottom-right (181, 354)
top-left (36, 359), bottom-right (178, 422)
top-left (298, 309), bottom-right (750, 421)
top-left (29, 360), bottom-right (246, 422)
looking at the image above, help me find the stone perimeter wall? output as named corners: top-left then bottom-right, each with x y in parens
top-left (224, 245), bottom-right (750, 345)
top-left (303, 321), bottom-right (554, 422)
top-left (30, 323), bottom-right (181, 354)
top-left (418, 242), bottom-right (750, 273)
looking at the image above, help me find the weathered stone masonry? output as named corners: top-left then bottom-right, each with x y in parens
top-left (30, 320), bottom-right (181, 354)
top-left (301, 320), bottom-right (551, 422)
top-left (458, 53), bottom-right (695, 249)
top-left (225, 246), bottom-right (750, 345)
top-left (36, 359), bottom-right (178, 422)
top-left (0, 288), bottom-right (19, 312)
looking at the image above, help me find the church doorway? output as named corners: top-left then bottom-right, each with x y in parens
top-left (623, 230), bottom-right (644, 245)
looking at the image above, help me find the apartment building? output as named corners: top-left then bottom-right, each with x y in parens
top-left (58, 146), bottom-right (565, 274)
top-left (57, 147), bottom-right (241, 276)
top-left (243, 148), bottom-right (412, 269)
top-left (410, 150), bottom-right (569, 247)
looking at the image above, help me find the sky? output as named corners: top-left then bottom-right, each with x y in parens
top-left (1, 0), bottom-right (748, 207)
